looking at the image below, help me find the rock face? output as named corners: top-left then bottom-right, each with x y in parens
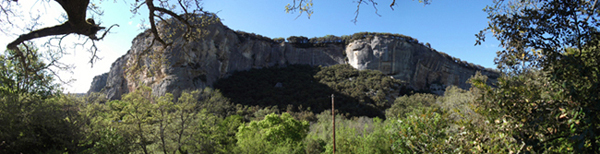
top-left (88, 18), bottom-right (498, 100)
top-left (346, 36), bottom-right (499, 94)
top-left (87, 73), bottom-right (107, 95)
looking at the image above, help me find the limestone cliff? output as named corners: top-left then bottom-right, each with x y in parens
top-left (87, 73), bottom-right (107, 95)
top-left (346, 35), bottom-right (498, 94)
top-left (88, 17), bottom-right (498, 99)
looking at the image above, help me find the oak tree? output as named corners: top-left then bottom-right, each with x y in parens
top-left (2, 0), bottom-right (213, 66)
top-left (476, 0), bottom-right (600, 152)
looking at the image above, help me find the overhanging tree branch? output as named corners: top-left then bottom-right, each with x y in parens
top-left (7, 23), bottom-right (73, 50)
top-left (6, 0), bottom-right (109, 51)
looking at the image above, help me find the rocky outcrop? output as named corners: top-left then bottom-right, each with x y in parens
top-left (87, 73), bottom-right (107, 94)
top-left (346, 35), bottom-right (499, 94)
top-left (91, 54), bottom-right (130, 100)
top-left (89, 16), bottom-right (498, 100)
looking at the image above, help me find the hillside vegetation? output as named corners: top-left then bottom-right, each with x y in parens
top-left (214, 64), bottom-right (406, 119)
top-left (3, 0), bottom-right (600, 151)
top-left (2, 39), bottom-right (598, 153)
top-left (0, 46), bottom-right (502, 153)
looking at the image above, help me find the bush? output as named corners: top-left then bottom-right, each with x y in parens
top-left (236, 113), bottom-right (309, 154)
top-left (386, 93), bottom-right (438, 119)
top-left (304, 138), bottom-right (326, 154)
top-left (387, 107), bottom-right (451, 153)
top-left (306, 111), bottom-right (393, 154)
top-left (437, 86), bottom-right (478, 121)
top-left (0, 93), bottom-right (86, 153)
top-left (80, 86), bottom-right (238, 153)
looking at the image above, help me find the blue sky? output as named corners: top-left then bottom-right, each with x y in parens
top-left (0, 0), bottom-right (501, 93)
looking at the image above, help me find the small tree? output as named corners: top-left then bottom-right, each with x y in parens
top-left (236, 113), bottom-right (309, 154)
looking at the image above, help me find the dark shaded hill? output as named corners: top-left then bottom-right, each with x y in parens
top-left (214, 64), bottom-right (408, 118)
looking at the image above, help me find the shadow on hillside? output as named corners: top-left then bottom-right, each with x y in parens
top-left (213, 65), bottom-right (385, 119)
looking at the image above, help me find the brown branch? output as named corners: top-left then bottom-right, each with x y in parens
top-left (132, 1), bottom-right (148, 14)
top-left (97, 24), bottom-right (120, 40)
top-left (146, 0), bottom-right (168, 46)
top-left (177, 0), bottom-right (189, 15)
top-left (154, 7), bottom-right (192, 27)
top-left (145, 0), bottom-right (199, 47)
top-left (7, 0), bottom-right (109, 50)
top-left (352, 0), bottom-right (381, 24)
top-left (7, 23), bottom-right (74, 50)
top-left (0, 0), bottom-right (15, 27)
top-left (352, 0), bottom-right (364, 24)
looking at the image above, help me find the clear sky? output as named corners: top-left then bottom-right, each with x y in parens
top-left (0, 0), bottom-right (502, 93)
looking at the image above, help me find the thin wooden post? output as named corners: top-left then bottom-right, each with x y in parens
top-left (332, 94), bottom-right (335, 154)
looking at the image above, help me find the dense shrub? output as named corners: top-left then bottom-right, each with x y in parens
top-left (386, 93), bottom-right (438, 119)
top-left (0, 93), bottom-right (86, 153)
top-left (0, 44), bottom-right (85, 153)
top-left (314, 64), bottom-right (401, 109)
top-left (306, 111), bottom-right (393, 154)
top-left (236, 113), bottom-right (309, 154)
top-left (80, 87), bottom-right (239, 154)
top-left (387, 107), bottom-right (451, 153)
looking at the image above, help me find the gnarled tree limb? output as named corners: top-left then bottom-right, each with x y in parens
top-left (6, 0), bottom-right (106, 50)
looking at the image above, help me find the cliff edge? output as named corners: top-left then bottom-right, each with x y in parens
top-left (88, 15), bottom-right (498, 99)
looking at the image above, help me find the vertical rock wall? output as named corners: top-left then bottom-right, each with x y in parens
top-left (88, 21), bottom-right (498, 100)
top-left (346, 36), bottom-right (498, 94)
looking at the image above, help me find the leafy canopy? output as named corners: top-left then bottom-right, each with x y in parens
top-left (477, 0), bottom-right (600, 152)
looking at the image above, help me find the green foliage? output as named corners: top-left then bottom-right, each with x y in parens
top-left (287, 36), bottom-right (310, 44)
top-left (273, 37), bottom-right (286, 43)
top-left (472, 70), bottom-right (579, 153)
top-left (214, 64), bottom-right (404, 119)
top-left (0, 43), bottom-right (59, 96)
top-left (304, 137), bottom-right (326, 154)
top-left (386, 93), bottom-right (437, 119)
top-left (81, 86), bottom-right (238, 154)
top-left (478, 1), bottom-right (600, 152)
top-left (0, 93), bottom-right (85, 153)
top-left (236, 113), bottom-right (309, 154)
top-left (235, 30), bottom-right (275, 43)
top-left (285, 32), bottom-right (425, 48)
top-left (314, 64), bottom-right (400, 109)
top-left (0, 44), bottom-right (83, 153)
top-left (305, 111), bottom-right (393, 154)
top-left (328, 118), bottom-right (391, 153)
top-left (387, 107), bottom-right (451, 153)
top-left (437, 86), bottom-right (478, 121)
top-left (79, 102), bottom-right (135, 154)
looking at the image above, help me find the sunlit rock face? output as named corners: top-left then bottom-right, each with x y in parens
top-left (88, 54), bottom-right (129, 100)
top-left (87, 72), bottom-right (107, 95)
top-left (346, 35), bottom-right (498, 94)
top-left (88, 19), bottom-right (345, 99)
top-left (88, 16), bottom-right (498, 100)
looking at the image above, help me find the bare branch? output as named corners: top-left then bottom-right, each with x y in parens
top-left (154, 7), bottom-right (193, 27)
top-left (0, 0), bottom-right (16, 30)
top-left (177, 0), bottom-right (189, 15)
top-left (352, 0), bottom-right (381, 24)
top-left (131, 1), bottom-right (147, 15)
top-left (286, 0), bottom-right (430, 23)
top-left (97, 24), bottom-right (119, 40)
